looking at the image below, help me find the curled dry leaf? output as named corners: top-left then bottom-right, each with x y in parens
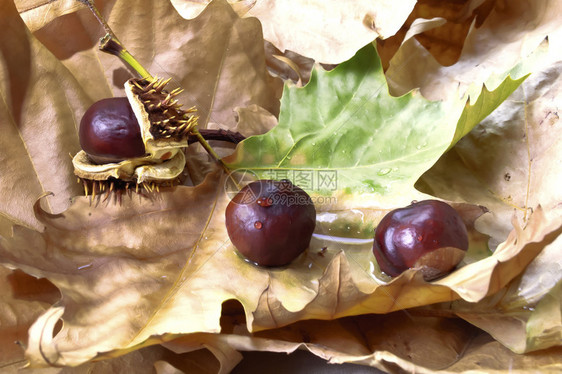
top-left (0, 264), bottom-right (59, 372)
top-left (263, 41), bottom-right (315, 86)
top-left (425, 211), bottom-right (562, 355)
top-left (376, 0), bottom-right (496, 70)
top-left (164, 310), bottom-right (562, 373)
top-left (0, 0), bottom-right (86, 230)
top-left (384, 0), bottom-right (562, 101)
top-left (171, 0), bottom-right (417, 64)
top-left (3, 343), bottom-right (223, 374)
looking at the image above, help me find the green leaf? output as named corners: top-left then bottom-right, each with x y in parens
top-left (225, 43), bottom-right (527, 204)
top-left (451, 74), bottom-right (528, 149)
top-left (450, 42), bottom-right (547, 148)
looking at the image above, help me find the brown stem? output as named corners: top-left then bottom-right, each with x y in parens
top-left (187, 129), bottom-right (246, 145)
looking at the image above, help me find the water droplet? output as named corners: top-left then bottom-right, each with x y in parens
top-left (416, 142), bottom-right (428, 150)
top-left (254, 221), bottom-right (263, 230)
top-left (77, 263), bottom-right (93, 270)
top-left (377, 168), bottom-right (391, 176)
top-left (417, 235), bottom-right (423, 241)
top-left (257, 197), bottom-right (272, 207)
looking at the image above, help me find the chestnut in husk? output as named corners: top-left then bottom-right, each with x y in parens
top-left (73, 78), bottom-right (198, 189)
top-left (373, 200), bottom-right (468, 281)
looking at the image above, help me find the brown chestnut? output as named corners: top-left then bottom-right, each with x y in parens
top-left (79, 97), bottom-right (145, 164)
top-left (225, 180), bottom-right (316, 267)
top-left (373, 200), bottom-right (468, 281)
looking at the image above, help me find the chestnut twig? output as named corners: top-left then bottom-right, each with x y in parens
top-left (187, 129), bottom-right (246, 145)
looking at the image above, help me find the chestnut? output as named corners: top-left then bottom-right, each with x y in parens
top-left (373, 200), bottom-right (468, 281)
top-left (79, 97), bottom-right (145, 164)
top-left (225, 180), bottom-right (316, 267)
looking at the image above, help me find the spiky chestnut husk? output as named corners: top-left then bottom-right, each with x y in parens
top-left (73, 77), bottom-right (198, 190)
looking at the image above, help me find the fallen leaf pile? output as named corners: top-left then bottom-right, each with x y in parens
top-left (1, 0), bottom-right (561, 372)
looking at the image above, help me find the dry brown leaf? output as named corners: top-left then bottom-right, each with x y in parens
top-left (430, 229), bottom-right (562, 354)
top-left (165, 310), bottom-right (562, 373)
top-left (14, 0), bottom-right (85, 33)
top-left (263, 41), bottom-right (314, 86)
top-left (4, 171), bottom-right (224, 367)
top-left (171, 0), bottom-right (417, 64)
top-left (412, 36), bottom-right (562, 356)
top-left (168, 0), bottom-right (255, 20)
top-left (377, 0), bottom-right (496, 69)
top-left (385, 0), bottom-right (562, 101)
top-left (0, 263), bottom-right (59, 372)
top-left (230, 105), bottom-right (277, 137)
top-left (0, 0), bottom-right (88, 230)
top-left (25, 0), bottom-right (282, 129)
top-left (4, 344), bottom-right (223, 374)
